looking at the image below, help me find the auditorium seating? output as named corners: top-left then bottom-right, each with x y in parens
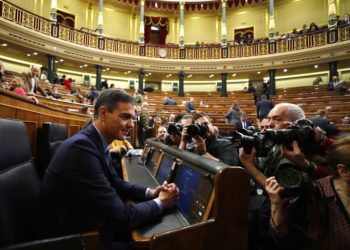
top-left (35, 122), bottom-right (68, 178)
top-left (0, 118), bottom-right (100, 250)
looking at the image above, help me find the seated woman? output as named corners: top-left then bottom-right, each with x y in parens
top-left (266, 138), bottom-right (350, 249)
top-left (3, 76), bottom-right (39, 104)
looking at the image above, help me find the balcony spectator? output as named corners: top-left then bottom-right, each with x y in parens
top-left (291, 28), bottom-right (298, 37)
top-left (309, 22), bottom-right (319, 33)
top-left (338, 14), bottom-right (350, 26)
top-left (299, 24), bottom-right (308, 35)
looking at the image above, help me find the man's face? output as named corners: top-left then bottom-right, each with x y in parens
top-left (102, 102), bottom-right (135, 142)
top-left (260, 118), bottom-right (270, 132)
top-left (157, 127), bottom-right (167, 141)
top-left (180, 118), bottom-right (193, 126)
top-left (241, 115), bottom-right (247, 122)
top-left (31, 68), bottom-right (38, 76)
top-left (267, 106), bottom-right (291, 130)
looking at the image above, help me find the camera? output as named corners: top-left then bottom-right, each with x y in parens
top-left (167, 123), bottom-right (183, 136)
top-left (231, 129), bottom-right (268, 157)
top-left (275, 160), bottom-right (312, 197)
top-left (187, 124), bottom-right (209, 138)
top-left (264, 119), bottom-right (315, 157)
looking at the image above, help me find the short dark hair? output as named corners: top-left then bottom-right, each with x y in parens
top-left (193, 112), bottom-right (210, 122)
top-left (94, 89), bottom-right (134, 119)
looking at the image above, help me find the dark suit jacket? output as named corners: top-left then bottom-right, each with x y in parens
top-left (256, 99), bottom-right (273, 119)
top-left (310, 116), bottom-right (337, 136)
top-left (21, 72), bottom-right (47, 96)
top-left (185, 102), bottom-right (196, 112)
top-left (235, 119), bottom-right (253, 130)
top-left (41, 124), bottom-right (161, 246)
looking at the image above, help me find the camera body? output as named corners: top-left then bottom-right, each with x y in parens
top-left (167, 123), bottom-right (183, 136)
top-left (233, 119), bottom-right (316, 196)
top-left (187, 124), bottom-right (209, 138)
top-left (231, 129), bottom-right (268, 157)
top-left (264, 119), bottom-right (315, 157)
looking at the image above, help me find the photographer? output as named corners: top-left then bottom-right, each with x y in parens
top-left (266, 138), bottom-right (350, 250)
top-left (192, 112), bottom-right (239, 166)
top-left (239, 103), bottom-right (317, 189)
top-left (165, 114), bottom-right (193, 147)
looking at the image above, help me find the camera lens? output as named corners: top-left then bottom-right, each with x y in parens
top-left (167, 124), bottom-right (183, 135)
top-left (187, 124), bottom-right (208, 138)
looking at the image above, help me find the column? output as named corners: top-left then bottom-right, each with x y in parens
top-left (96, 0), bottom-right (104, 36)
top-left (95, 65), bottom-right (102, 90)
top-left (139, 0), bottom-right (145, 45)
top-left (179, 1), bottom-right (185, 48)
top-left (329, 61), bottom-right (338, 82)
top-left (221, 73), bottom-right (227, 97)
top-left (268, 69), bottom-right (276, 96)
top-left (47, 55), bottom-right (56, 84)
top-left (178, 71), bottom-right (185, 97)
top-left (138, 68), bottom-right (145, 95)
top-left (328, 0), bottom-right (337, 29)
top-left (268, 0), bottom-right (276, 40)
top-left (221, 0), bottom-right (227, 47)
top-left (50, 0), bottom-right (57, 22)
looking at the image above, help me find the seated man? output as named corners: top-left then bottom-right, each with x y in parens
top-left (191, 112), bottom-right (239, 166)
top-left (185, 98), bottom-right (196, 113)
top-left (20, 65), bottom-right (48, 97)
top-left (235, 112), bottom-right (253, 130)
top-left (40, 89), bottom-right (179, 250)
top-left (163, 96), bottom-right (177, 105)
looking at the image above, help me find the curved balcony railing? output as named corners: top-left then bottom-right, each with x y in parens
top-left (0, 0), bottom-right (349, 60)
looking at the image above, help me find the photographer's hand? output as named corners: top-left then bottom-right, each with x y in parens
top-left (280, 141), bottom-right (309, 169)
top-left (266, 177), bottom-right (284, 229)
top-left (239, 148), bottom-right (267, 188)
top-left (179, 126), bottom-right (189, 150)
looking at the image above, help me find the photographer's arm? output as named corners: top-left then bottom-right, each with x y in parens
top-left (239, 148), bottom-right (267, 188)
top-left (266, 177), bottom-right (285, 230)
top-left (280, 141), bottom-right (311, 169)
top-left (193, 136), bottom-right (220, 161)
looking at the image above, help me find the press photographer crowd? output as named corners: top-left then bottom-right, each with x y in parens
top-left (146, 102), bottom-right (350, 250)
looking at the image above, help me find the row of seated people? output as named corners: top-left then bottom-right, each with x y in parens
top-left (1, 63), bottom-right (348, 128)
top-left (233, 15), bottom-right (350, 46)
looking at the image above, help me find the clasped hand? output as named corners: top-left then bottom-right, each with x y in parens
top-left (149, 181), bottom-right (179, 209)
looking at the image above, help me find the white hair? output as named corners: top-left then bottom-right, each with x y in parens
top-left (274, 103), bottom-right (305, 122)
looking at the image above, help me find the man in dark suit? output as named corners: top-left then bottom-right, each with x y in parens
top-left (185, 97), bottom-right (196, 113)
top-left (41, 89), bottom-right (179, 249)
top-left (256, 95), bottom-right (273, 121)
top-left (310, 109), bottom-right (337, 136)
top-left (235, 112), bottom-right (253, 130)
top-left (21, 65), bottom-right (48, 97)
